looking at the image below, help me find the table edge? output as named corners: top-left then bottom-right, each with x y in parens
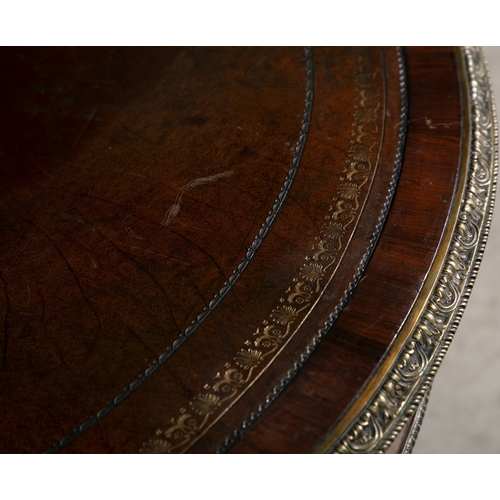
top-left (314, 46), bottom-right (499, 454)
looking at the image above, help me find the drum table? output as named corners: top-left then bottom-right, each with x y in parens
top-left (0, 47), bottom-right (497, 453)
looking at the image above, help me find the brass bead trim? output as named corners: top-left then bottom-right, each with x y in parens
top-left (314, 46), bottom-right (498, 454)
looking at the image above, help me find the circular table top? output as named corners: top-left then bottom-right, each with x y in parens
top-left (0, 46), bottom-right (497, 453)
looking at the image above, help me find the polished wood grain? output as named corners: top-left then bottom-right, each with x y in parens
top-left (0, 47), bottom-right (466, 453)
top-left (227, 47), bottom-right (463, 453)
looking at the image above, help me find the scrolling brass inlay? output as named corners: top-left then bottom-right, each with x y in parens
top-left (315, 46), bottom-right (498, 454)
top-left (140, 49), bottom-right (386, 453)
top-left (215, 48), bottom-right (407, 454)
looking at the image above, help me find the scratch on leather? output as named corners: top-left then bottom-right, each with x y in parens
top-left (161, 170), bottom-right (234, 227)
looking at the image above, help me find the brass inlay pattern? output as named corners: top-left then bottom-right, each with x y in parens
top-left (315, 46), bottom-right (498, 454)
top-left (140, 49), bottom-right (385, 454)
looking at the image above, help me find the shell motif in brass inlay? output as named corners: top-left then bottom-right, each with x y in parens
top-left (140, 49), bottom-right (386, 453)
top-left (319, 46), bottom-right (498, 454)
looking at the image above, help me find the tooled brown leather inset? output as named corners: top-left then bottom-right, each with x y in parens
top-left (1, 47), bottom-right (411, 453)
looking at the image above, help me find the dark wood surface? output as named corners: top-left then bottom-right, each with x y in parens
top-left (0, 47), bottom-right (465, 453)
top-left (228, 47), bottom-right (462, 453)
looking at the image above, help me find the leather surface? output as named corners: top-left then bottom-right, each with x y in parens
top-left (0, 47), bottom-right (461, 453)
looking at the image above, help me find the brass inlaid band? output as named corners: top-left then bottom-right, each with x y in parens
top-left (140, 48), bottom-right (389, 453)
top-left (314, 46), bottom-right (498, 454)
top-left (215, 47), bottom-right (408, 454)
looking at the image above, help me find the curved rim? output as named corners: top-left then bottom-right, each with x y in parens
top-left (314, 46), bottom-right (499, 454)
top-left (215, 47), bottom-right (408, 454)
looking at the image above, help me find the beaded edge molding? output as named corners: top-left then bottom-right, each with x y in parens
top-left (326, 46), bottom-right (499, 454)
top-left (401, 386), bottom-right (431, 454)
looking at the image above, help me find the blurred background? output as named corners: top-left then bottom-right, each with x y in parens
top-left (414, 46), bottom-right (500, 453)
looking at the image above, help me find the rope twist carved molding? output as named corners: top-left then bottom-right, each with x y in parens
top-left (328, 46), bottom-right (498, 454)
top-left (140, 47), bottom-right (389, 454)
top-left (216, 47), bottom-right (408, 454)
